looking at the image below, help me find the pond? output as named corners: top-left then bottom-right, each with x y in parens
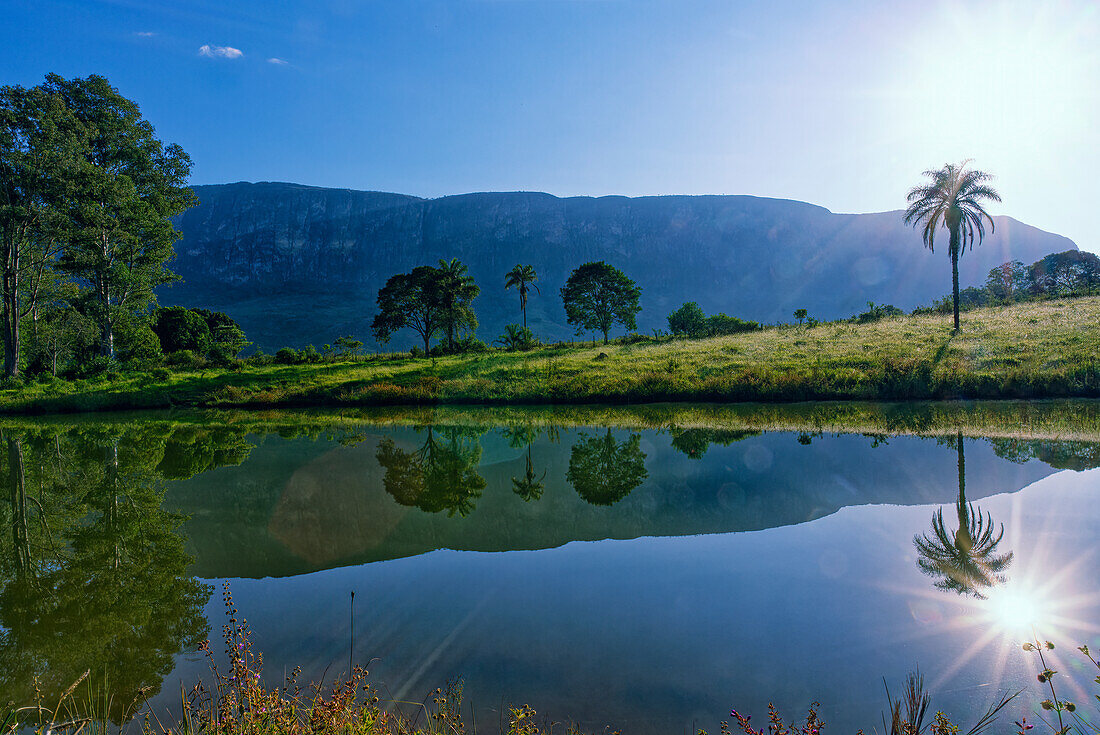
top-left (2, 402), bottom-right (1099, 733)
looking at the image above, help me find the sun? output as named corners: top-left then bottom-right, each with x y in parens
top-left (889, 2), bottom-right (1098, 166)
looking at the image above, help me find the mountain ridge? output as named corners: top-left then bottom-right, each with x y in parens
top-left (165, 181), bottom-right (1077, 351)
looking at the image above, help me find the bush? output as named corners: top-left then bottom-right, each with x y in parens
top-left (274, 347), bottom-right (301, 365)
top-left (153, 307), bottom-right (211, 354)
top-left (410, 346), bottom-right (426, 358)
top-left (300, 345), bottom-right (322, 363)
top-left (855, 302), bottom-right (904, 323)
top-left (495, 325), bottom-right (536, 351)
top-left (151, 367), bottom-right (171, 381)
top-left (667, 302), bottom-right (708, 337)
top-left (165, 350), bottom-right (205, 370)
top-left (707, 313), bottom-right (759, 335)
top-left (247, 350), bottom-right (274, 367)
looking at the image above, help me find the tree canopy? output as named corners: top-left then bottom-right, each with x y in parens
top-left (560, 261), bottom-right (641, 344)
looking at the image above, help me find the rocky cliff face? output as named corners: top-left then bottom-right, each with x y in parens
top-left (164, 182), bottom-right (1077, 351)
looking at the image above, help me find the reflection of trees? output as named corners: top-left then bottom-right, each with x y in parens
top-left (376, 426), bottom-right (487, 517)
top-left (990, 438), bottom-right (1100, 471)
top-left (669, 428), bottom-right (761, 459)
top-left (0, 426), bottom-right (213, 721)
top-left (502, 424), bottom-right (547, 502)
top-left (567, 429), bottom-right (648, 506)
top-left (913, 432), bottom-right (1013, 598)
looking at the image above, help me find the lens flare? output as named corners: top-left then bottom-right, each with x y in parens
top-left (982, 584), bottom-right (1047, 636)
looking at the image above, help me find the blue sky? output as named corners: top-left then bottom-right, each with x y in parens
top-left (3, 0), bottom-right (1098, 251)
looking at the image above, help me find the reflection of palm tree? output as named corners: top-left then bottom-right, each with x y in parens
top-left (913, 432), bottom-right (1013, 598)
top-left (511, 447), bottom-right (546, 502)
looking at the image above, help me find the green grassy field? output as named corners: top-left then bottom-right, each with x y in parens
top-left (5, 297), bottom-right (1100, 414)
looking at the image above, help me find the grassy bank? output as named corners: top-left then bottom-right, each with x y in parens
top-left (5, 298), bottom-right (1100, 414)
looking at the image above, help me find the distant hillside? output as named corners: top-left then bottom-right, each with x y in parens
top-left (164, 182), bottom-right (1076, 351)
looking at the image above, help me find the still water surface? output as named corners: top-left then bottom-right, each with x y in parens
top-left (1, 405), bottom-right (1098, 733)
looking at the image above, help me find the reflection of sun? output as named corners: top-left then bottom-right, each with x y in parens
top-left (880, 491), bottom-right (1100, 694)
top-left (982, 584), bottom-right (1046, 637)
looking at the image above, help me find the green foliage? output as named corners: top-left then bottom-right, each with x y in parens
top-left (152, 306), bottom-right (211, 354)
top-left (707, 313), bottom-right (759, 335)
top-left (667, 302), bottom-right (708, 337)
top-left (1, 73), bottom-right (195, 378)
top-left (372, 265), bottom-right (446, 354)
top-left (164, 349), bottom-right (204, 371)
top-left (435, 258), bottom-right (480, 351)
top-left (497, 324), bottom-right (537, 351)
top-left (44, 74), bottom-right (195, 359)
top-left (560, 261), bottom-right (641, 344)
top-left (855, 302), bottom-right (904, 323)
top-left (566, 429), bottom-right (648, 505)
top-left (334, 335), bottom-right (364, 357)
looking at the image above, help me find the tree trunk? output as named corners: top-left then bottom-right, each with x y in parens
top-left (2, 248), bottom-right (20, 378)
top-left (602, 328), bottom-right (609, 344)
top-left (423, 332), bottom-right (430, 356)
top-left (950, 228), bottom-right (961, 331)
top-left (7, 434), bottom-right (30, 578)
top-left (522, 304), bottom-right (527, 330)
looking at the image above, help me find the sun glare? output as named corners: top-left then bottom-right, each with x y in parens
top-left (982, 585), bottom-right (1047, 636)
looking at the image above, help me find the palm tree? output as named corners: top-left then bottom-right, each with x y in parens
top-left (504, 264), bottom-right (539, 330)
top-left (913, 432), bottom-right (1013, 598)
top-left (436, 258), bottom-right (479, 350)
top-left (904, 161), bottom-right (1001, 331)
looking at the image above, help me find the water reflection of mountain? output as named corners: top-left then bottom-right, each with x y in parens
top-left (168, 427), bottom-right (1061, 578)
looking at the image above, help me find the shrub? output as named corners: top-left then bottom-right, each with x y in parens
top-left (410, 346), bottom-right (426, 358)
top-left (855, 302), bottom-right (904, 323)
top-left (274, 347), bottom-right (301, 365)
top-left (496, 325), bottom-right (536, 351)
top-left (247, 350), bottom-right (274, 367)
top-left (152, 306), bottom-right (211, 354)
top-left (707, 313), bottom-right (759, 335)
top-left (151, 367), bottom-right (171, 381)
top-left (165, 350), bottom-right (205, 370)
top-left (667, 302), bottom-right (708, 337)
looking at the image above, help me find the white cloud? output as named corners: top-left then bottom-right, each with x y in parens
top-left (267, 57), bottom-right (288, 65)
top-left (198, 44), bottom-right (243, 59)
top-left (134, 31), bottom-right (157, 38)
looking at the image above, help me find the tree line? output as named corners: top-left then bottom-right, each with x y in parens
top-left (370, 258), bottom-right (644, 354)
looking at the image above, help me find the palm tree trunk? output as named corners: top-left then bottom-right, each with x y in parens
top-left (950, 229), bottom-right (961, 331)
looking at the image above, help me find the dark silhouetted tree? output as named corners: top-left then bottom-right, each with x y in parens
top-left (905, 160), bottom-right (1001, 331)
top-left (371, 265), bottom-right (445, 355)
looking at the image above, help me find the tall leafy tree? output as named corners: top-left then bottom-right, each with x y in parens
top-left (371, 265), bottom-right (446, 354)
top-left (504, 264), bottom-right (539, 330)
top-left (0, 84), bottom-right (80, 376)
top-left (435, 258), bottom-right (479, 350)
top-left (904, 160), bottom-right (1001, 331)
top-left (985, 260), bottom-right (1028, 304)
top-left (560, 261), bottom-right (641, 344)
top-left (45, 74), bottom-right (195, 359)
